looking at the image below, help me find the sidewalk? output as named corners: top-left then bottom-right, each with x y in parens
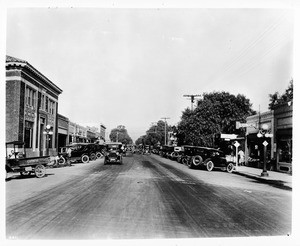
top-left (234, 165), bottom-right (292, 190)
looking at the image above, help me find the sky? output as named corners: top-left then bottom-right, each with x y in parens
top-left (5, 6), bottom-right (294, 142)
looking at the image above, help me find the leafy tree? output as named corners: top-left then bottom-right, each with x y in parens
top-left (109, 125), bottom-right (133, 144)
top-left (177, 91), bottom-right (255, 147)
top-left (268, 79), bottom-right (293, 110)
top-left (135, 120), bottom-right (173, 146)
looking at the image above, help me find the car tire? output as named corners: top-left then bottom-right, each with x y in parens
top-left (58, 156), bottom-right (66, 165)
top-left (35, 164), bottom-right (46, 178)
top-left (90, 153), bottom-right (97, 161)
top-left (192, 155), bottom-right (203, 167)
top-left (227, 162), bottom-right (235, 173)
top-left (96, 152), bottom-right (102, 159)
top-left (81, 155), bottom-right (89, 163)
top-left (206, 160), bottom-right (214, 172)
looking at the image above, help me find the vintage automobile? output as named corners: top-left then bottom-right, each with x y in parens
top-left (58, 143), bottom-right (99, 164)
top-left (181, 145), bottom-right (235, 172)
top-left (169, 146), bottom-right (182, 161)
top-left (104, 142), bottom-right (123, 164)
top-left (142, 145), bottom-right (151, 155)
top-left (159, 145), bottom-right (174, 158)
top-left (5, 141), bottom-right (50, 178)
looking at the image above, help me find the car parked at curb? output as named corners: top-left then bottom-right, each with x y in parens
top-left (181, 145), bottom-right (235, 172)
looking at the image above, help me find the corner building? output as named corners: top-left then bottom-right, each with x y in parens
top-left (6, 55), bottom-right (62, 157)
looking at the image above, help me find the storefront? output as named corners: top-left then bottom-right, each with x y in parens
top-left (274, 102), bottom-right (293, 173)
top-left (245, 111), bottom-right (275, 168)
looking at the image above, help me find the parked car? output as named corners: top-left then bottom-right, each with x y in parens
top-left (159, 145), bottom-right (174, 158)
top-left (5, 141), bottom-right (50, 178)
top-left (104, 142), bottom-right (123, 164)
top-left (181, 145), bottom-right (235, 172)
top-left (169, 146), bottom-right (182, 160)
top-left (58, 143), bottom-right (98, 164)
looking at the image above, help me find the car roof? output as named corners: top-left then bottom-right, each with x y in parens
top-left (105, 142), bottom-right (122, 145)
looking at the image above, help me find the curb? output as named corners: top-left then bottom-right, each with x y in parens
top-left (233, 171), bottom-right (292, 191)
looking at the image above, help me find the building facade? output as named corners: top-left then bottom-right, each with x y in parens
top-left (57, 114), bottom-right (69, 150)
top-left (274, 102), bottom-right (293, 173)
top-left (6, 55), bottom-right (62, 157)
top-left (245, 103), bottom-right (293, 173)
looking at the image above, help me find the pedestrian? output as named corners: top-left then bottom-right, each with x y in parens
top-left (238, 148), bottom-right (245, 166)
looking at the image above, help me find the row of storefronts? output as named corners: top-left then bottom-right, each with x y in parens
top-left (244, 102), bottom-right (293, 173)
top-left (6, 55), bottom-right (106, 157)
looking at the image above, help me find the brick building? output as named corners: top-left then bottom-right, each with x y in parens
top-left (6, 55), bottom-right (63, 157)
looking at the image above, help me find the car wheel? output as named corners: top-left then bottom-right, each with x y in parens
top-left (186, 159), bottom-right (193, 169)
top-left (206, 160), bottom-right (214, 171)
top-left (81, 155), bottom-right (89, 163)
top-left (35, 164), bottom-right (46, 178)
top-left (227, 162), bottom-right (235, 173)
top-left (90, 153), bottom-right (97, 161)
top-left (192, 155), bottom-right (203, 167)
top-left (96, 152), bottom-right (102, 159)
top-left (58, 156), bottom-right (66, 165)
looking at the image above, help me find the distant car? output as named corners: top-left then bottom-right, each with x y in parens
top-left (181, 145), bottom-right (235, 172)
top-left (104, 142), bottom-right (123, 164)
top-left (142, 145), bottom-right (151, 155)
top-left (160, 145), bottom-right (174, 158)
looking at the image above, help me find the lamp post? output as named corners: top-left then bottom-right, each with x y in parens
top-left (257, 124), bottom-right (273, 177)
top-left (43, 124), bottom-right (53, 156)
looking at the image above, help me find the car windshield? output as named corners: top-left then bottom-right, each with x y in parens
top-left (106, 145), bottom-right (120, 151)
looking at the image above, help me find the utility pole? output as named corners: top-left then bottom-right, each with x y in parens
top-left (183, 94), bottom-right (202, 111)
top-left (161, 117), bottom-right (170, 145)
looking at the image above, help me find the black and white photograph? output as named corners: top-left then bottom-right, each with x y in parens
top-left (1, 0), bottom-right (299, 245)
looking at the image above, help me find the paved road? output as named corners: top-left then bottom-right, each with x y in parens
top-left (6, 153), bottom-right (292, 239)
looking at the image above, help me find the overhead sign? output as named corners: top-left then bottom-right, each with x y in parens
top-left (221, 134), bottom-right (238, 139)
top-left (234, 141), bottom-right (240, 148)
top-left (236, 121), bottom-right (257, 129)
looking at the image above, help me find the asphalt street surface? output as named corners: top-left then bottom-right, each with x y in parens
top-left (6, 153), bottom-right (292, 239)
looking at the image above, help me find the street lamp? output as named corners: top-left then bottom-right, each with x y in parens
top-left (257, 124), bottom-right (273, 177)
top-left (43, 124), bottom-right (53, 156)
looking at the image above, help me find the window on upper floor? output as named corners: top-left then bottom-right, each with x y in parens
top-left (25, 86), bottom-right (36, 108)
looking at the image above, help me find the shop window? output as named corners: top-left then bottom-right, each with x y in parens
top-left (278, 139), bottom-right (292, 163)
top-left (24, 121), bottom-right (34, 148)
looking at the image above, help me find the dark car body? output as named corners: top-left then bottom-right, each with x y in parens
top-left (181, 145), bottom-right (234, 172)
top-left (104, 142), bottom-right (123, 164)
top-left (58, 143), bottom-right (98, 164)
top-left (159, 145), bottom-right (174, 158)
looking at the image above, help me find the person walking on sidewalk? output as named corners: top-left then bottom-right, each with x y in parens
top-left (238, 148), bottom-right (245, 166)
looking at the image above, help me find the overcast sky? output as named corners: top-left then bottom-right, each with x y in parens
top-left (6, 7), bottom-right (294, 141)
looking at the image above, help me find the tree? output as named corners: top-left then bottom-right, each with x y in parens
top-left (135, 120), bottom-right (173, 146)
top-left (268, 79), bottom-right (293, 110)
top-left (109, 125), bottom-right (133, 144)
top-left (177, 91), bottom-right (255, 147)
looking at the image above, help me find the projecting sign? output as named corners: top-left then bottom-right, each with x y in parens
top-left (234, 141), bottom-right (240, 148)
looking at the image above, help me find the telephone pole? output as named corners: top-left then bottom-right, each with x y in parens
top-left (161, 117), bottom-right (170, 145)
top-left (183, 94), bottom-right (202, 111)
